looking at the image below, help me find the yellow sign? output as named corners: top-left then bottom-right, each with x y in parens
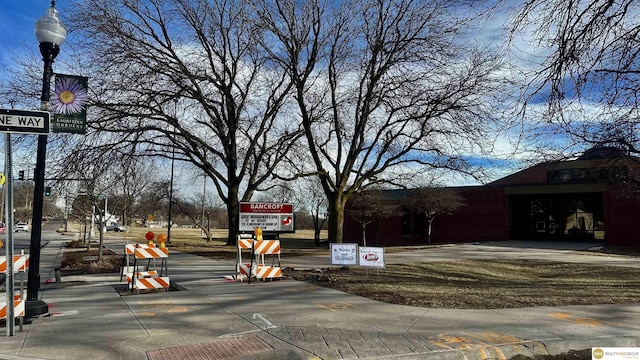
top-left (0, 173), bottom-right (5, 185)
top-left (148, 214), bottom-right (153, 221)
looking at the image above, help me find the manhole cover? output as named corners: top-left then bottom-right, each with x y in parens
top-left (147, 335), bottom-right (273, 360)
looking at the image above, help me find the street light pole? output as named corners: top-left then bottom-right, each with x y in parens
top-left (27, 1), bottom-right (66, 318)
top-left (167, 148), bottom-right (175, 243)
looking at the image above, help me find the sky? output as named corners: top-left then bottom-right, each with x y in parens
top-left (0, 1), bottom-right (522, 190)
top-left (0, 1), bottom-right (48, 70)
top-left (0, 0), bottom-right (580, 198)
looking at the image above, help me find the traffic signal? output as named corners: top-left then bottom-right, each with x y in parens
top-left (44, 186), bottom-right (52, 196)
top-left (18, 170), bottom-right (24, 181)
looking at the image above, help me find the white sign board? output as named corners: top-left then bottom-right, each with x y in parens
top-left (239, 202), bottom-right (295, 233)
top-left (0, 109), bottom-right (50, 135)
top-left (330, 243), bottom-right (358, 266)
top-left (358, 246), bottom-right (385, 268)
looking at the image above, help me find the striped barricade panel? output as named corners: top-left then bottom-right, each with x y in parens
top-left (123, 244), bottom-right (155, 279)
top-left (237, 263), bottom-right (252, 276)
top-left (255, 266), bottom-right (282, 279)
top-left (133, 276), bottom-right (170, 290)
top-left (125, 243), bottom-right (156, 255)
top-left (126, 271), bottom-right (158, 283)
top-left (122, 244), bottom-right (156, 280)
top-left (236, 263), bottom-right (256, 281)
top-left (134, 247), bottom-right (168, 259)
top-left (0, 255), bottom-right (29, 273)
top-left (253, 240), bottom-right (280, 255)
top-left (237, 239), bottom-right (254, 250)
top-left (0, 300), bottom-right (25, 319)
top-left (236, 239), bottom-right (254, 280)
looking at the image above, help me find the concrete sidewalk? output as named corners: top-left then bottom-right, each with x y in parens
top-left (0, 238), bottom-right (639, 360)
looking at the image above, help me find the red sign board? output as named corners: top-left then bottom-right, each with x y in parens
top-left (239, 203), bottom-right (293, 213)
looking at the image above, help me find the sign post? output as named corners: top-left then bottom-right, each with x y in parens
top-left (4, 133), bottom-right (15, 336)
top-left (1, 108), bottom-right (50, 332)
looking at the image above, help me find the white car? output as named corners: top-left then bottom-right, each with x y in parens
top-left (105, 222), bottom-right (127, 232)
top-left (15, 222), bottom-right (30, 232)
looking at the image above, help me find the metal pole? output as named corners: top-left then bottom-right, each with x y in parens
top-left (167, 149), bottom-right (175, 243)
top-left (5, 133), bottom-right (15, 336)
top-left (103, 195), bottom-right (108, 233)
top-left (201, 167), bottom-right (206, 237)
top-left (64, 192), bottom-right (68, 232)
top-left (27, 41), bottom-right (58, 317)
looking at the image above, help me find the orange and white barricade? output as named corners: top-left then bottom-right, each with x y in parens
top-left (235, 234), bottom-right (283, 282)
top-left (236, 234), bottom-right (255, 281)
top-left (0, 300), bottom-right (24, 319)
top-left (120, 243), bottom-right (156, 280)
top-left (124, 271), bottom-right (158, 283)
top-left (132, 277), bottom-right (170, 290)
top-left (252, 240), bottom-right (282, 281)
top-left (0, 254), bottom-right (28, 325)
top-left (0, 255), bottom-right (29, 273)
top-left (124, 244), bottom-right (170, 292)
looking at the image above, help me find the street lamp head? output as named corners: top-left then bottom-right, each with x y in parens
top-left (35, 1), bottom-right (67, 48)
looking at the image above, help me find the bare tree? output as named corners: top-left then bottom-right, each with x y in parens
top-left (403, 187), bottom-right (464, 244)
top-left (291, 177), bottom-right (328, 246)
top-left (65, 0), bottom-right (303, 245)
top-left (255, 0), bottom-right (506, 242)
top-left (110, 155), bottom-right (157, 229)
top-left (346, 189), bottom-right (398, 246)
top-left (508, 0), bottom-right (640, 160)
top-left (171, 192), bottom-right (222, 242)
top-left (58, 139), bottom-right (125, 262)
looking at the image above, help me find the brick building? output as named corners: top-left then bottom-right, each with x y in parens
top-left (342, 147), bottom-right (640, 247)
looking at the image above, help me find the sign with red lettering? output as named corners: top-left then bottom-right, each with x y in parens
top-left (239, 202), bottom-right (295, 233)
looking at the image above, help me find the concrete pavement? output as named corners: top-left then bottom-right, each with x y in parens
top-left (0, 236), bottom-right (639, 359)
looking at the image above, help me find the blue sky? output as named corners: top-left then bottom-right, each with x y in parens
top-left (0, 1), bottom-right (53, 70)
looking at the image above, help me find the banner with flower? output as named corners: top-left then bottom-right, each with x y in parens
top-left (52, 74), bottom-right (89, 134)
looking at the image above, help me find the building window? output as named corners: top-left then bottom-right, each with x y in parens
top-left (547, 166), bottom-right (628, 184)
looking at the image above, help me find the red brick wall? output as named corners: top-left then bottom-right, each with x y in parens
top-left (343, 186), bottom-right (509, 246)
top-left (604, 185), bottom-right (640, 247)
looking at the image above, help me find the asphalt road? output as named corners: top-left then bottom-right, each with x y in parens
top-left (0, 220), bottom-right (65, 256)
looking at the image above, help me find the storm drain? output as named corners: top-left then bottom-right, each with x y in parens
top-left (146, 335), bottom-right (273, 360)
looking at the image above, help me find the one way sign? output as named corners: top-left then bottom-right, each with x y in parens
top-left (0, 108), bottom-right (50, 135)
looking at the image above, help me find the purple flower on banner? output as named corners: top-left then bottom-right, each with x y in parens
top-left (52, 77), bottom-right (88, 115)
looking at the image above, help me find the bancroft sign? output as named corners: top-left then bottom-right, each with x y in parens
top-left (239, 202), bottom-right (295, 233)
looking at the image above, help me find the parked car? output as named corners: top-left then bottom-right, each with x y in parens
top-left (15, 222), bottom-right (30, 232)
top-left (105, 222), bottom-right (126, 232)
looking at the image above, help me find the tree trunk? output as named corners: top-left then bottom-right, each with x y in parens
top-left (226, 196), bottom-right (240, 246)
top-left (97, 227), bottom-right (104, 263)
top-left (361, 224), bottom-right (367, 247)
top-left (313, 215), bottom-right (321, 246)
top-left (327, 194), bottom-right (345, 243)
top-left (427, 218), bottom-right (433, 245)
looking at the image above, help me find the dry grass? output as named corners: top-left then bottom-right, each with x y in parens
top-left (290, 260), bottom-right (640, 309)
top-left (107, 227), bottom-right (329, 258)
